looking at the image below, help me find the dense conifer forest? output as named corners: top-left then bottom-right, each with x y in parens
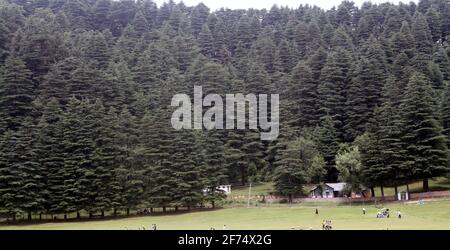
top-left (0, 0), bottom-right (449, 220)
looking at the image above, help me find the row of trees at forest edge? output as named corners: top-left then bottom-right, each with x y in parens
top-left (0, 0), bottom-right (450, 219)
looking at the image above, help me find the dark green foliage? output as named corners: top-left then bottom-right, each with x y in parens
top-left (443, 84), bottom-right (450, 149)
top-left (412, 12), bottom-right (433, 54)
top-left (390, 21), bottom-right (416, 58)
top-left (286, 61), bottom-right (318, 128)
top-left (317, 50), bottom-right (352, 139)
top-left (0, 56), bottom-right (34, 131)
top-left (36, 99), bottom-right (65, 214)
top-left (273, 136), bottom-right (325, 202)
top-left (0, 0), bottom-right (449, 218)
top-left (399, 73), bottom-right (449, 188)
top-left (315, 116), bottom-right (340, 181)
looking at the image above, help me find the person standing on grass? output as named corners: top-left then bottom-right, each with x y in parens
top-left (363, 208), bottom-right (366, 215)
top-left (397, 211), bottom-right (402, 219)
top-left (315, 208), bottom-right (319, 215)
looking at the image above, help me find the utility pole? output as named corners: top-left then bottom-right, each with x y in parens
top-left (247, 182), bottom-right (252, 208)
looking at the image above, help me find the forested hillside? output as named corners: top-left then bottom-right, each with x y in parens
top-left (0, 0), bottom-right (449, 219)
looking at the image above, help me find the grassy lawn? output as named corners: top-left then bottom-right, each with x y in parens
top-left (230, 178), bottom-right (450, 199)
top-left (1, 199), bottom-right (450, 230)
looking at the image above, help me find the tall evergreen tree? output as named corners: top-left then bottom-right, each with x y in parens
top-left (0, 56), bottom-right (34, 131)
top-left (400, 73), bottom-right (449, 191)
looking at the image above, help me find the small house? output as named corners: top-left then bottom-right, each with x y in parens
top-left (203, 185), bottom-right (232, 196)
top-left (217, 185), bottom-right (231, 195)
top-left (310, 183), bottom-right (347, 198)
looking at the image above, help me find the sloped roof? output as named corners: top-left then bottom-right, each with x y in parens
top-left (325, 183), bottom-right (347, 192)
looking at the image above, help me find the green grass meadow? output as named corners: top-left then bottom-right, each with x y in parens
top-left (1, 199), bottom-right (449, 230)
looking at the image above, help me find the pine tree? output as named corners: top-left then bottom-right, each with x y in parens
top-left (131, 10), bottom-right (150, 35)
top-left (60, 98), bottom-right (92, 217)
top-left (198, 24), bottom-right (214, 58)
top-left (434, 47), bottom-right (450, 81)
top-left (10, 9), bottom-right (66, 78)
top-left (412, 12), bottom-right (433, 54)
top-left (344, 58), bottom-right (370, 142)
top-left (307, 47), bottom-right (328, 81)
top-left (67, 62), bottom-right (106, 101)
top-left (345, 37), bottom-right (388, 141)
top-left (0, 56), bottom-right (35, 131)
top-left (36, 98), bottom-right (65, 215)
top-left (0, 20), bottom-right (9, 63)
top-left (0, 130), bottom-right (21, 220)
top-left (91, 0), bottom-right (111, 31)
top-left (400, 73), bottom-right (449, 191)
top-left (295, 21), bottom-right (309, 57)
top-left (251, 35), bottom-right (277, 74)
top-left (273, 137), bottom-right (325, 202)
top-left (236, 15), bottom-right (254, 49)
top-left (383, 6), bottom-right (402, 37)
top-left (84, 32), bottom-right (110, 69)
top-left (139, 108), bottom-right (178, 211)
top-left (425, 6), bottom-right (442, 42)
top-left (286, 61), bottom-right (319, 128)
top-left (133, 39), bottom-right (177, 94)
top-left (39, 57), bottom-right (82, 105)
top-left (392, 52), bottom-right (412, 92)
top-left (315, 115), bottom-right (340, 181)
top-left (89, 99), bottom-right (120, 216)
top-left (317, 50), bottom-right (352, 139)
top-left (275, 39), bottom-right (296, 73)
top-left (307, 20), bottom-right (323, 51)
top-left (191, 3), bottom-right (210, 36)
top-left (390, 21), bottom-right (416, 58)
top-left (174, 33), bottom-right (200, 72)
top-left (322, 23), bottom-right (335, 47)
top-left (443, 84), bottom-right (450, 149)
top-left (331, 26), bottom-right (354, 51)
top-left (198, 130), bottom-right (228, 208)
top-left (11, 118), bottom-right (44, 220)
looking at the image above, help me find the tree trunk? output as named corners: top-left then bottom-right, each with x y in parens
top-left (163, 206), bottom-right (166, 212)
top-left (89, 212), bottom-right (93, 219)
top-left (39, 213), bottom-right (42, 220)
top-left (288, 194), bottom-right (293, 203)
top-left (394, 186), bottom-right (398, 199)
top-left (64, 214), bottom-right (67, 220)
top-left (380, 184), bottom-right (385, 199)
top-left (406, 184), bottom-right (410, 194)
top-left (27, 212), bottom-right (32, 221)
top-left (12, 214), bottom-right (16, 222)
top-left (113, 209), bottom-right (117, 217)
top-left (175, 206), bottom-right (178, 212)
top-left (211, 201), bottom-right (215, 209)
top-left (101, 210), bottom-right (105, 217)
top-left (371, 187), bottom-right (375, 197)
top-left (77, 212), bottom-right (81, 219)
top-left (150, 207), bottom-right (154, 213)
top-left (126, 208), bottom-right (130, 216)
top-left (423, 179), bottom-right (429, 192)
